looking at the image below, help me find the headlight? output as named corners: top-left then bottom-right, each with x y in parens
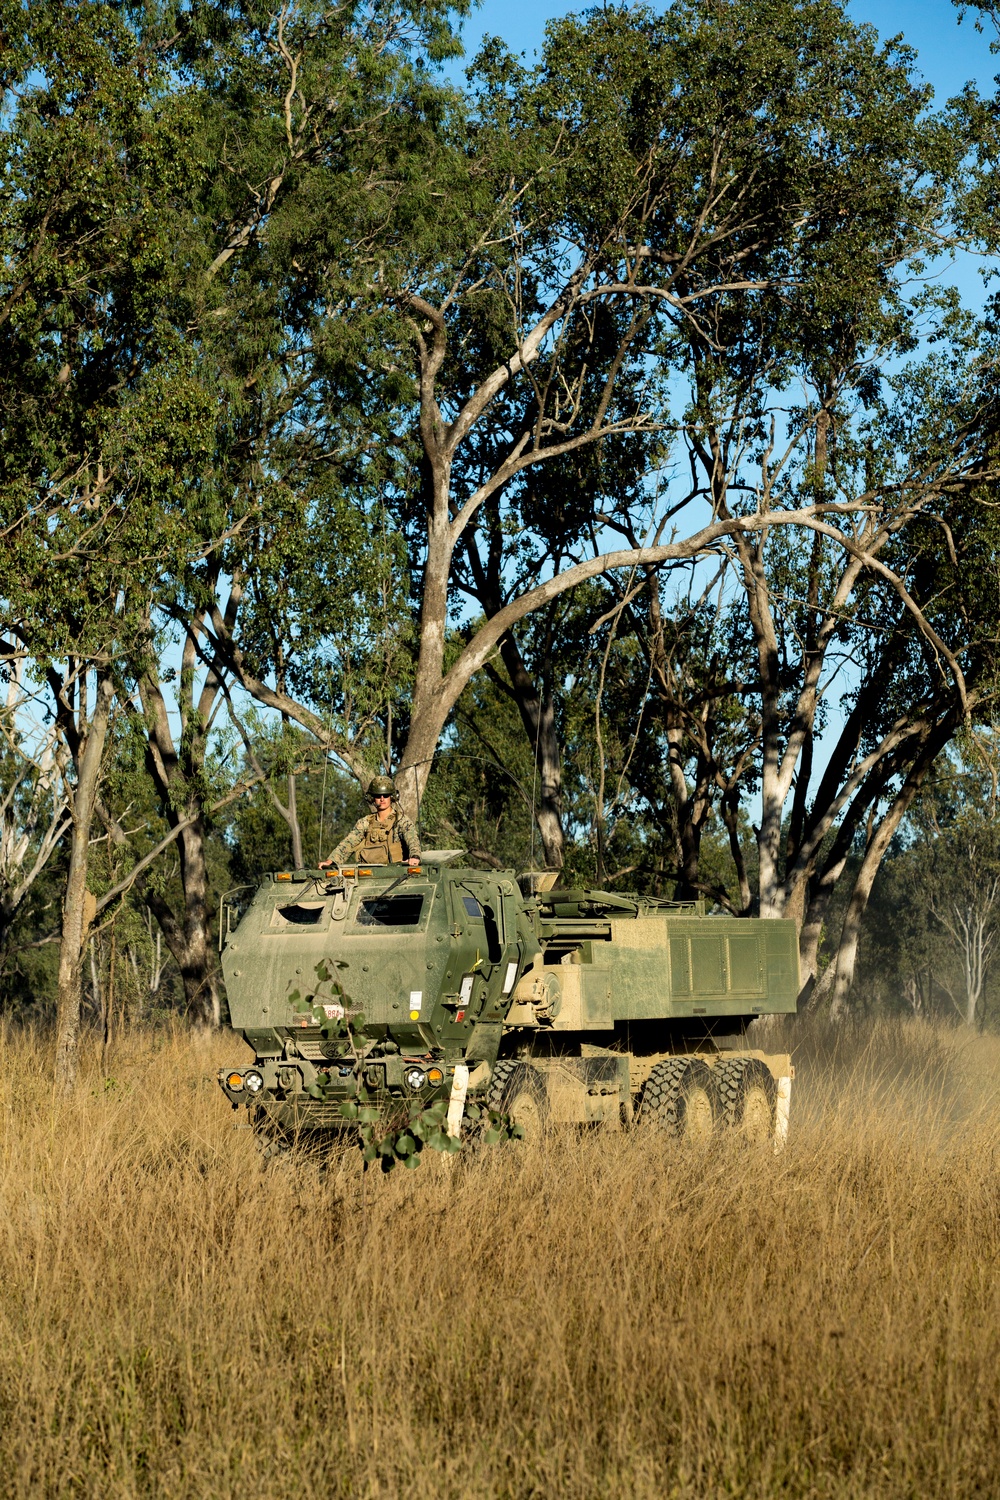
top-left (226, 1071), bottom-right (245, 1091)
top-left (405, 1067), bottom-right (426, 1091)
top-left (244, 1070), bottom-right (264, 1094)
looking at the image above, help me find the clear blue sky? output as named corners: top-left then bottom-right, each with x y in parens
top-left (450, 0), bottom-right (998, 103)
top-left (850, 1), bottom-right (996, 99)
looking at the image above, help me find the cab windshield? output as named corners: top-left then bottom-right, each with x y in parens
top-left (351, 892), bottom-right (426, 929)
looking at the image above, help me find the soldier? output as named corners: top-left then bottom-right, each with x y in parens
top-left (321, 776), bottom-right (421, 868)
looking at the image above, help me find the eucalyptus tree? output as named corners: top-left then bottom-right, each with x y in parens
top-left (554, 2), bottom-right (1000, 1012)
top-left (397, 0), bottom-right (1000, 912)
top-left (82, 0), bottom-right (468, 1006)
top-left (385, 0), bottom-right (941, 814)
top-left (536, 3), bottom-right (1000, 1009)
top-left (0, 0), bottom-right (464, 1032)
top-left (200, 0), bottom-right (988, 887)
top-left (0, 0), bottom-right (477, 1036)
top-left (4, 0), bottom-right (994, 1053)
top-left (583, 320), bottom-right (1000, 1010)
top-left (0, 0), bottom-right (233, 1078)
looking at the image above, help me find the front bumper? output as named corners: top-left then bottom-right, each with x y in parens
top-left (217, 1057), bottom-right (476, 1131)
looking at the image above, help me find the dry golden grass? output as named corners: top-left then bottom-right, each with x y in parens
top-left (2, 1018), bottom-right (1000, 1499)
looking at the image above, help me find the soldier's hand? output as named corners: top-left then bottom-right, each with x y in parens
top-left (319, 860), bottom-right (335, 871)
top-left (407, 856), bottom-right (420, 868)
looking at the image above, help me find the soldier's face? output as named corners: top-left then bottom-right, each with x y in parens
top-left (374, 794), bottom-right (392, 808)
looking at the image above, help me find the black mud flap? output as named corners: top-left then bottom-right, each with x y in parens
top-left (465, 1021), bottom-right (503, 1065)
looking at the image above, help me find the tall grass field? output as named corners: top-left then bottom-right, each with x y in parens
top-left (2, 1018), bottom-right (999, 1498)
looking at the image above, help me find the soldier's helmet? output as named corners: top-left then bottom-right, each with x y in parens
top-left (367, 774), bottom-right (398, 802)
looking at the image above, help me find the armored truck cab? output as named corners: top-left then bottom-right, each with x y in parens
top-left (218, 853), bottom-right (797, 1144)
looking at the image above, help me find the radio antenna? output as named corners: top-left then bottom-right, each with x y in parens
top-left (316, 677), bottom-right (334, 865)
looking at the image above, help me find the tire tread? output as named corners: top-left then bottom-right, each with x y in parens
top-left (716, 1057), bottom-right (777, 1131)
top-left (640, 1057), bottom-right (719, 1136)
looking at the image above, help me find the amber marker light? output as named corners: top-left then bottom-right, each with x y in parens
top-left (276, 872), bottom-right (292, 881)
top-left (427, 1067), bottom-right (444, 1086)
top-left (226, 1072), bottom-right (244, 1091)
top-left (342, 868), bottom-right (355, 877)
top-left (359, 867), bottom-right (373, 877)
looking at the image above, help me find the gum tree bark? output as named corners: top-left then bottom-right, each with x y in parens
top-left (54, 669), bottom-right (114, 1094)
top-left (134, 593), bottom-right (238, 1027)
top-left (813, 722), bottom-right (954, 1018)
top-left (0, 658), bottom-right (70, 959)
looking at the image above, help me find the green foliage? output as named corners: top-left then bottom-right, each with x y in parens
top-left (0, 0), bottom-right (218, 664)
top-left (225, 731), bottom-right (367, 881)
top-left (1, 0), bottom-right (1000, 1027)
top-left (420, 667), bottom-right (539, 869)
top-left (337, 1093), bottom-right (523, 1175)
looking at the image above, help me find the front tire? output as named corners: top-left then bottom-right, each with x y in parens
top-left (487, 1060), bottom-right (549, 1142)
top-left (250, 1105), bottom-right (294, 1162)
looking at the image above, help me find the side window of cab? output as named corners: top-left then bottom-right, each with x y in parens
top-left (460, 890), bottom-right (503, 964)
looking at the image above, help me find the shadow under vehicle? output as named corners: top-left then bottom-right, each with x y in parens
top-left (217, 852), bottom-right (797, 1147)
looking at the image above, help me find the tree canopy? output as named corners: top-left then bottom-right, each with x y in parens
top-left (3, 0), bottom-right (1000, 1077)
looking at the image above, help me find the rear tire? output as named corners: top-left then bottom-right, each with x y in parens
top-left (716, 1058), bottom-right (777, 1144)
top-left (640, 1058), bottom-right (720, 1143)
top-left (487, 1060), bottom-right (548, 1141)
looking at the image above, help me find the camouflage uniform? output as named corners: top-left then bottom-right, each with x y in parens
top-left (329, 807), bottom-right (421, 867)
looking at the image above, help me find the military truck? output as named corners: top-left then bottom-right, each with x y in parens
top-left (217, 852), bottom-right (797, 1147)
